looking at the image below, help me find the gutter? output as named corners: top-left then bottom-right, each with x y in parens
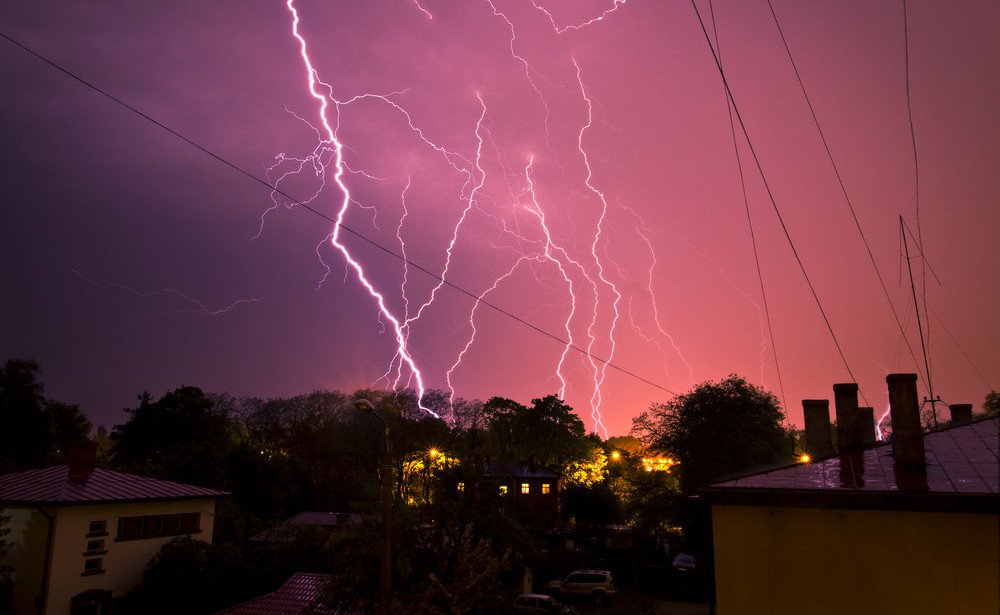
top-left (36, 507), bottom-right (55, 615)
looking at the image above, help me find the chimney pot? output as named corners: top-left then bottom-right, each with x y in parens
top-left (802, 400), bottom-right (834, 457)
top-left (67, 441), bottom-right (97, 484)
top-left (949, 404), bottom-right (973, 426)
top-left (887, 373), bottom-right (924, 471)
top-left (857, 407), bottom-right (877, 445)
top-left (833, 383), bottom-right (862, 452)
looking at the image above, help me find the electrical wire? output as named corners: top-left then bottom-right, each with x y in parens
top-left (688, 0), bottom-right (869, 405)
top-left (763, 0), bottom-right (925, 389)
top-left (0, 29), bottom-right (681, 398)
top-left (707, 0), bottom-right (788, 412)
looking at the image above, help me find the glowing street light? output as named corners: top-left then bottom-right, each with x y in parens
top-left (611, 450), bottom-right (621, 461)
top-left (798, 454), bottom-right (811, 464)
top-left (356, 398), bottom-right (391, 615)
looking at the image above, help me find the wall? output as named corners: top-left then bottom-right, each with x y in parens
top-left (35, 498), bottom-right (216, 615)
top-left (712, 505), bottom-right (999, 615)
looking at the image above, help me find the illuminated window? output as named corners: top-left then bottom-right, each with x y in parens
top-left (499, 485), bottom-right (508, 495)
top-left (542, 483), bottom-right (551, 495)
top-left (520, 483), bottom-right (530, 494)
top-left (457, 482), bottom-right (465, 493)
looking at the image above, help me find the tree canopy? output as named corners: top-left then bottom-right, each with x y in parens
top-left (0, 358), bottom-right (92, 472)
top-left (633, 375), bottom-right (791, 491)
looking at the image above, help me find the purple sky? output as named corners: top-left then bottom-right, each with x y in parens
top-left (1, 0), bottom-right (997, 437)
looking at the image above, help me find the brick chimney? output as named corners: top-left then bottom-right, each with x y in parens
top-left (887, 373), bottom-right (924, 470)
top-left (67, 440), bottom-right (98, 484)
top-left (857, 407), bottom-right (877, 445)
top-left (833, 383), bottom-right (861, 452)
top-left (802, 399), bottom-right (834, 457)
top-left (949, 404), bottom-right (973, 426)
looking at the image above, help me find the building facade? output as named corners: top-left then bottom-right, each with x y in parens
top-left (1, 463), bottom-right (227, 615)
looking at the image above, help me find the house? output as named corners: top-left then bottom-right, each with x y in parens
top-left (250, 511), bottom-right (364, 543)
top-left (481, 460), bottom-right (562, 526)
top-left (0, 445), bottom-right (229, 615)
top-left (702, 374), bottom-right (999, 615)
top-left (213, 572), bottom-right (333, 615)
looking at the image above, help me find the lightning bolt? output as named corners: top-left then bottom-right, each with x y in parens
top-left (67, 266), bottom-right (262, 317)
top-left (573, 58), bottom-right (621, 438)
top-left (284, 0), bottom-right (438, 416)
top-left (531, 0), bottom-right (628, 34)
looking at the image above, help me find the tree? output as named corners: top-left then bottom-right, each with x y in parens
top-left (482, 395), bottom-right (587, 470)
top-left (983, 390), bottom-right (999, 418)
top-left (633, 375), bottom-right (791, 492)
top-left (0, 359), bottom-right (52, 471)
top-left (110, 387), bottom-right (234, 487)
top-left (0, 359), bottom-right (93, 472)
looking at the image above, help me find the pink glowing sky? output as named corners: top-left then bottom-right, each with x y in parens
top-left (1, 0), bottom-right (997, 436)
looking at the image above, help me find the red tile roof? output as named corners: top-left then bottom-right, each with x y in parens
top-left (703, 417), bottom-right (998, 512)
top-left (0, 465), bottom-right (229, 505)
top-left (214, 573), bottom-right (333, 615)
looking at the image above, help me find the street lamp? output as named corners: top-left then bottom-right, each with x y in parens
top-left (356, 399), bottom-right (391, 615)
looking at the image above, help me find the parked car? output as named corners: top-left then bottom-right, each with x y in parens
top-left (513, 593), bottom-right (578, 614)
top-left (672, 552), bottom-right (696, 571)
top-left (546, 570), bottom-right (617, 604)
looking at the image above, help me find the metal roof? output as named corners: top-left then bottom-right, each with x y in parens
top-left (703, 417), bottom-right (998, 512)
top-left (0, 465), bottom-right (229, 505)
top-left (482, 460), bottom-right (561, 479)
top-left (214, 573), bottom-right (333, 615)
top-left (251, 511), bottom-right (365, 542)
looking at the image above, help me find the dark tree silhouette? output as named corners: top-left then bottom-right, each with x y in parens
top-left (0, 358), bottom-right (92, 472)
top-left (633, 375), bottom-right (791, 491)
top-left (110, 387), bottom-right (234, 487)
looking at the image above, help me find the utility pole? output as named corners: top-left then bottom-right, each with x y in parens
top-left (900, 216), bottom-right (939, 428)
top-left (357, 399), bottom-right (392, 615)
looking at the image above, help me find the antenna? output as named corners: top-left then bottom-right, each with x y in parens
top-left (900, 215), bottom-right (939, 428)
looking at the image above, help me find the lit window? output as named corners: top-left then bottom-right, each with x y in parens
top-left (82, 558), bottom-right (104, 575)
top-left (520, 483), bottom-right (530, 494)
top-left (457, 482), bottom-right (465, 493)
top-left (87, 520), bottom-right (107, 536)
top-left (499, 485), bottom-right (508, 495)
top-left (541, 483), bottom-right (551, 495)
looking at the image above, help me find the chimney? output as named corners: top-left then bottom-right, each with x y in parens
top-left (857, 407), bottom-right (877, 445)
top-left (802, 399), bottom-right (834, 457)
top-left (833, 383), bottom-right (861, 452)
top-left (67, 440), bottom-right (98, 484)
top-left (949, 404), bottom-right (973, 426)
top-left (887, 373), bottom-right (924, 470)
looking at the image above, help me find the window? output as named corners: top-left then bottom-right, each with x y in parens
top-left (87, 520), bottom-right (107, 536)
top-left (84, 539), bottom-right (105, 555)
top-left (498, 485), bottom-right (508, 495)
top-left (82, 558), bottom-right (104, 576)
top-left (457, 482), bottom-right (465, 493)
top-left (520, 483), bottom-right (530, 494)
top-left (116, 513), bottom-right (201, 541)
top-left (542, 483), bottom-right (551, 495)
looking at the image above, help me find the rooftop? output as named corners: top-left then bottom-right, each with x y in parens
top-left (0, 465), bottom-right (229, 505)
top-left (251, 511), bottom-right (364, 542)
top-left (214, 573), bottom-right (332, 615)
top-left (483, 460), bottom-right (561, 479)
top-left (703, 417), bottom-right (998, 512)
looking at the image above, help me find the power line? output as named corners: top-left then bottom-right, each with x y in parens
top-left (902, 0), bottom-right (933, 386)
top-left (688, 0), bottom-right (869, 406)
top-left (0, 29), bottom-right (681, 399)
top-left (707, 0), bottom-right (788, 412)
top-left (763, 0), bottom-right (925, 388)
